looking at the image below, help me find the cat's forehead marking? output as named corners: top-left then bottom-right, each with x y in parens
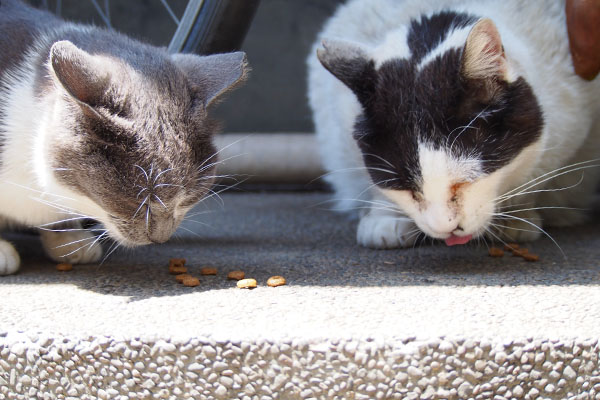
top-left (418, 143), bottom-right (482, 193)
top-left (407, 11), bottom-right (478, 64)
top-left (416, 26), bottom-right (471, 71)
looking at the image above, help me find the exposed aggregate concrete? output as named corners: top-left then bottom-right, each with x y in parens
top-left (1, 332), bottom-right (600, 399)
top-left (2, 193), bottom-right (600, 399)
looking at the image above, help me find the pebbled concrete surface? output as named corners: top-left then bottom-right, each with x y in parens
top-left (1, 192), bottom-right (600, 399)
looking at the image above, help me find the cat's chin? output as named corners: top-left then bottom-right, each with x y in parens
top-left (117, 236), bottom-right (153, 247)
top-left (104, 229), bottom-right (153, 247)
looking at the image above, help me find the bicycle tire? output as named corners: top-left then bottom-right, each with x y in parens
top-left (169, 0), bottom-right (261, 55)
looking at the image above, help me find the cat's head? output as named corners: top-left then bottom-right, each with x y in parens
top-left (318, 17), bottom-right (543, 243)
top-left (43, 40), bottom-right (248, 245)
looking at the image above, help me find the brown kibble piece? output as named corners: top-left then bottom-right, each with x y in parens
top-left (267, 276), bottom-right (286, 287)
top-left (182, 277), bottom-right (200, 287)
top-left (488, 247), bottom-right (504, 257)
top-left (512, 248), bottom-right (530, 257)
top-left (227, 270), bottom-right (245, 280)
top-left (175, 273), bottom-right (193, 283)
top-left (200, 267), bottom-right (218, 275)
top-left (522, 253), bottom-right (540, 262)
top-left (237, 278), bottom-right (257, 289)
top-left (169, 265), bottom-right (187, 275)
top-left (504, 243), bottom-right (519, 251)
top-left (56, 263), bottom-right (73, 272)
top-left (169, 258), bottom-right (186, 267)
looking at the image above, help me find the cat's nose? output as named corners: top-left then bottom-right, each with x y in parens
top-left (148, 233), bottom-right (170, 244)
top-left (147, 225), bottom-right (173, 244)
top-left (425, 207), bottom-right (458, 236)
top-left (147, 216), bottom-right (176, 243)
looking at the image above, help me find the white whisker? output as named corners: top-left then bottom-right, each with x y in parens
top-left (494, 212), bottom-right (565, 258)
top-left (101, 241), bottom-right (121, 264)
top-left (132, 195), bottom-right (149, 219)
top-left (153, 194), bottom-right (168, 209)
top-left (54, 235), bottom-right (97, 249)
top-left (153, 168), bottom-right (172, 184)
top-left (199, 135), bottom-right (251, 171)
top-left (134, 164), bottom-right (149, 183)
top-left (496, 159), bottom-right (600, 201)
top-left (177, 225), bottom-right (204, 239)
top-left (497, 171), bottom-right (587, 204)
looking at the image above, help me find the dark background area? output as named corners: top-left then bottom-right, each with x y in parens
top-left (25, 0), bottom-right (344, 133)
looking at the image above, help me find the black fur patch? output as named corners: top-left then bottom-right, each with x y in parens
top-left (407, 11), bottom-right (478, 63)
top-left (348, 13), bottom-right (544, 192)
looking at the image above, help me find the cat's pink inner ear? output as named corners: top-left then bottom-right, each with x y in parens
top-left (50, 41), bottom-right (109, 107)
top-left (462, 18), bottom-right (508, 81)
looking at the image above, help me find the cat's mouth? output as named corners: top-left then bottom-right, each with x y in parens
top-left (444, 234), bottom-right (473, 246)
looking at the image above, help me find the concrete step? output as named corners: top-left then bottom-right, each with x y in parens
top-left (1, 193), bottom-right (599, 400)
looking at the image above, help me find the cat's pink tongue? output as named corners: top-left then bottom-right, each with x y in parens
top-left (445, 234), bottom-right (472, 246)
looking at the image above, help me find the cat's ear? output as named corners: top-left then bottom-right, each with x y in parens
top-left (317, 39), bottom-right (375, 102)
top-left (171, 52), bottom-right (248, 107)
top-left (49, 40), bottom-right (111, 110)
top-left (461, 18), bottom-right (508, 81)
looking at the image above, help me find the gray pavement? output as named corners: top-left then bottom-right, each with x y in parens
top-left (1, 192), bottom-right (600, 399)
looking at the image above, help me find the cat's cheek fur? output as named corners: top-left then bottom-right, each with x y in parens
top-left (380, 173), bottom-right (501, 241)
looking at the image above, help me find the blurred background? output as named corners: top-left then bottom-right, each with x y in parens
top-left (26, 0), bottom-right (344, 133)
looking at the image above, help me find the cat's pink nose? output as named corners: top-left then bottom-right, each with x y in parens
top-left (425, 209), bottom-right (459, 236)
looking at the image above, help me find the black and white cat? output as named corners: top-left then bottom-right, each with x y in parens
top-left (0, 0), bottom-right (248, 274)
top-left (308, 0), bottom-right (600, 249)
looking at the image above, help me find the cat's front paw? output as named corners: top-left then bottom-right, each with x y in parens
top-left (40, 230), bottom-right (103, 264)
top-left (357, 213), bottom-right (418, 249)
top-left (492, 209), bottom-right (543, 243)
top-left (0, 240), bottom-right (20, 275)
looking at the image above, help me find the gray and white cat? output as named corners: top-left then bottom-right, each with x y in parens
top-left (308, 0), bottom-right (600, 249)
top-left (0, 0), bottom-right (248, 275)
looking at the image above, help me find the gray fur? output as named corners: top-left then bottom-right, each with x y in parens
top-left (0, 0), bottom-right (248, 250)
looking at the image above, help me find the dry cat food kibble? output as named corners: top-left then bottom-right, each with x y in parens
top-left (488, 247), bottom-right (504, 257)
top-left (169, 265), bottom-right (187, 275)
top-left (237, 278), bottom-right (257, 289)
top-left (522, 253), bottom-right (540, 262)
top-left (200, 267), bottom-right (218, 275)
top-left (512, 248), bottom-right (530, 257)
top-left (182, 277), bottom-right (200, 287)
top-left (485, 244), bottom-right (539, 262)
top-left (267, 276), bottom-right (286, 287)
top-left (169, 258), bottom-right (186, 267)
top-left (175, 273), bottom-right (193, 283)
top-left (56, 263), bottom-right (73, 272)
top-left (227, 270), bottom-right (245, 280)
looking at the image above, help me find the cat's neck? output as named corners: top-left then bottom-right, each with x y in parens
top-left (0, 48), bottom-right (104, 226)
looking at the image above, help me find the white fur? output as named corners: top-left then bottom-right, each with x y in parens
top-left (416, 25), bottom-right (470, 71)
top-left (0, 29), bottom-right (107, 274)
top-left (0, 240), bottom-right (20, 276)
top-left (372, 27), bottom-right (411, 69)
top-left (308, 0), bottom-right (600, 248)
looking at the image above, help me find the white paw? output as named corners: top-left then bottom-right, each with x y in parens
top-left (357, 214), bottom-right (419, 249)
top-left (40, 230), bottom-right (103, 264)
top-left (0, 240), bottom-right (20, 275)
top-left (493, 209), bottom-right (543, 243)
